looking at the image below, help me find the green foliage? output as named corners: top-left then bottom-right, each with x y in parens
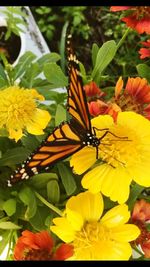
top-left (0, 7), bottom-right (28, 40)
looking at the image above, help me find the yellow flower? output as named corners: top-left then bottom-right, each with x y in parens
top-left (50, 191), bottom-right (140, 260)
top-left (0, 86), bottom-right (51, 141)
top-left (70, 111), bottom-right (150, 204)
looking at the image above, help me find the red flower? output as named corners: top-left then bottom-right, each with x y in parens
top-left (88, 100), bottom-right (108, 117)
top-left (110, 6), bottom-right (150, 34)
top-left (14, 230), bottom-right (73, 261)
top-left (131, 199), bottom-right (150, 258)
top-left (84, 81), bottom-right (105, 98)
top-left (139, 40), bottom-right (150, 59)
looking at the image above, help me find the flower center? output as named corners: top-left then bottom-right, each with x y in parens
top-left (133, 7), bottom-right (150, 19)
top-left (74, 221), bottom-right (110, 251)
top-left (24, 248), bottom-right (52, 260)
top-left (116, 94), bottom-right (143, 114)
top-left (99, 124), bottom-right (141, 168)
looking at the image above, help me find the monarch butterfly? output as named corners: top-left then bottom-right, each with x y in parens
top-left (7, 35), bottom-right (108, 187)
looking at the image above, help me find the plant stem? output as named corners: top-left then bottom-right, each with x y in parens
top-left (34, 191), bottom-right (63, 217)
top-left (6, 230), bottom-right (13, 260)
top-left (116, 27), bottom-right (130, 51)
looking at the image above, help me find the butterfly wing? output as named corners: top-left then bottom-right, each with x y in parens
top-left (8, 121), bottom-right (84, 186)
top-left (67, 35), bottom-right (91, 132)
top-left (8, 34), bottom-right (91, 186)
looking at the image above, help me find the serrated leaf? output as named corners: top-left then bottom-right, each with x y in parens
top-left (0, 221), bottom-right (21, 229)
top-left (0, 147), bottom-right (30, 166)
top-left (13, 51), bottom-right (36, 80)
top-left (57, 163), bottom-right (77, 195)
top-left (47, 180), bottom-right (60, 203)
top-left (44, 62), bottom-right (68, 88)
top-left (55, 104), bottom-right (66, 126)
top-left (3, 199), bottom-right (16, 216)
top-left (29, 173), bottom-right (58, 189)
top-left (136, 64), bottom-right (150, 82)
top-left (91, 40), bottom-right (117, 81)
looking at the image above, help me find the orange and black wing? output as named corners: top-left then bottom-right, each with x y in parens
top-left (67, 35), bottom-right (91, 132)
top-left (8, 121), bottom-right (83, 186)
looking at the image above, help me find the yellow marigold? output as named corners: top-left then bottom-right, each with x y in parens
top-left (0, 86), bottom-right (51, 141)
top-left (50, 191), bottom-right (140, 260)
top-left (70, 111), bottom-right (150, 204)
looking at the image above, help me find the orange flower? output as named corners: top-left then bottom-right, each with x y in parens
top-left (88, 100), bottom-right (108, 117)
top-left (14, 230), bottom-right (73, 261)
top-left (139, 40), bottom-right (150, 59)
top-left (114, 77), bottom-right (150, 119)
top-left (84, 81), bottom-right (105, 98)
top-left (110, 6), bottom-right (150, 34)
top-left (131, 199), bottom-right (150, 258)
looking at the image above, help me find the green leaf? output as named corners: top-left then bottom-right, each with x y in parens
top-left (13, 51), bottom-right (36, 80)
top-left (127, 184), bottom-right (144, 211)
top-left (21, 134), bottom-right (40, 152)
top-left (29, 206), bottom-right (49, 231)
top-left (57, 163), bottom-right (77, 195)
top-left (47, 180), bottom-right (60, 203)
top-left (37, 53), bottom-right (61, 66)
top-left (0, 221), bottom-right (21, 229)
top-left (19, 186), bottom-right (33, 205)
top-left (136, 64), bottom-right (150, 82)
top-left (91, 40), bottom-right (117, 82)
top-left (44, 62), bottom-right (68, 88)
top-left (79, 62), bottom-right (88, 84)
top-left (0, 231), bottom-right (10, 255)
top-left (22, 62), bottom-right (41, 88)
top-left (29, 173), bottom-right (58, 189)
top-left (19, 186), bottom-right (37, 219)
top-left (92, 43), bottom-right (99, 67)
top-left (55, 104), bottom-right (66, 126)
top-left (0, 64), bottom-right (8, 87)
top-left (3, 199), bottom-right (16, 216)
top-left (0, 147), bottom-right (30, 166)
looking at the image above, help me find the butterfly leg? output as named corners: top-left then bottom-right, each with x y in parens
top-left (93, 127), bottom-right (128, 140)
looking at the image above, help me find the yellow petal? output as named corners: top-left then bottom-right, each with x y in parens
top-left (91, 114), bottom-right (114, 138)
top-left (101, 204), bottom-right (130, 227)
top-left (50, 217), bottom-right (75, 243)
top-left (66, 191), bottom-right (104, 222)
top-left (117, 111), bottom-right (150, 139)
top-left (81, 164), bottom-right (108, 194)
top-left (82, 164), bottom-right (132, 204)
top-left (8, 128), bottom-right (23, 142)
top-left (70, 147), bottom-right (97, 175)
top-left (129, 163), bottom-right (150, 187)
top-left (110, 224), bottom-right (140, 242)
top-left (30, 89), bottom-right (45, 101)
top-left (26, 109), bottom-right (51, 135)
top-left (66, 208), bottom-right (84, 231)
top-left (100, 165), bottom-right (132, 204)
top-left (93, 241), bottom-right (132, 260)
